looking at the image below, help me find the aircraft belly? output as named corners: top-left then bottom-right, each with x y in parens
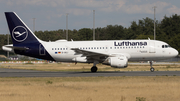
top-left (51, 54), bottom-right (74, 62)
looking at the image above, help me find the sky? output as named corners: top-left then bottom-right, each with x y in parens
top-left (1, 0), bottom-right (180, 34)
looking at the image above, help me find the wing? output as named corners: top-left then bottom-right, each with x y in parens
top-left (71, 48), bottom-right (109, 61)
top-left (71, 48), bottom-right (131, 62)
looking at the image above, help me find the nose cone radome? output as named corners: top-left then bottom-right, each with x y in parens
top-left (172, 49), bottom-right (179, 57)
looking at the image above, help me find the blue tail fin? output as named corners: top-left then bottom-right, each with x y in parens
top-left (5, 12), bottom-right (40, 45)
top-left (4, 12), bottom-right (55, 61)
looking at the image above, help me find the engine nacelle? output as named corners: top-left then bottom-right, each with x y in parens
top-left (72, 57), bottom-right (87, 63)
top-left (103, 56), bottom-right (128, 68)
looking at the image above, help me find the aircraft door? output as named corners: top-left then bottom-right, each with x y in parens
top-left (39, 44), bottom-right (45, 55)
top-left (149, 42), bottom-right (156, 53)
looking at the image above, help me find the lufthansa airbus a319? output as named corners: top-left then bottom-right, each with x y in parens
top-left (2, 12), bottom-right (179, 72)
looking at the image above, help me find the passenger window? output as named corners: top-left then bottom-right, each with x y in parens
top-left (94, 47), bottom-right (96, 49)
top-left (97, 47), bottom-right (99, 49)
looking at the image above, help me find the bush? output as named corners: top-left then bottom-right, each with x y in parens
top-left (136, 97), bottom-right (146, 101)
top-left (46, 80), bottom-right (53, 84)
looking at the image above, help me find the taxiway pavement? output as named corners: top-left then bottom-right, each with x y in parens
top-left (0, 68), bottom-right (179, 77)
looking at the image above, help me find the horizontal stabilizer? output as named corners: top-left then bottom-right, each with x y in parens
top-left (2, 44), bottom-right (29, 52)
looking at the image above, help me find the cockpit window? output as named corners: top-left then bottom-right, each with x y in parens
top-left (162, 45), bottom-right (164, 48)
top-left (162, 45), bottom-right (171, 48)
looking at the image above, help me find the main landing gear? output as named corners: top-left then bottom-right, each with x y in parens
top-left (91, 66), bottom-right (98, 72)
top-left (91, 61), bottom-right (99, 72)
top-left (150, 61), bottom-right (155, 72)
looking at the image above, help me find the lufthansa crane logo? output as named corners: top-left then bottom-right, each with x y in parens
top-left (12, 26), bottom-right (28, 42)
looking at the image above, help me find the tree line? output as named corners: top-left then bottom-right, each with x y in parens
top-left (1, 14), bottom-right (180, 56)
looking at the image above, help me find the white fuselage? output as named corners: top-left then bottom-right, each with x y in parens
top-left (40, 39), bottom-right (178, 62)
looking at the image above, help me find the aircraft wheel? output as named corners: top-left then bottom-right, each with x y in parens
top-left (150, 67), bottom-right (155, 72)
top-left (91, 66), bottom-right (98, 72)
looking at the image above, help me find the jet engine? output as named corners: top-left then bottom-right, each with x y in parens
top-left (103, 56), bottom-right (128, 68)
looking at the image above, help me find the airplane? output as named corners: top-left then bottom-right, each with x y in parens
top-left (2, 12), bottom-right (179, 72)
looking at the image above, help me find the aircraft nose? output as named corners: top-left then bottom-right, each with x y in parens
top-left (173, 49), bottom-right (179, 57)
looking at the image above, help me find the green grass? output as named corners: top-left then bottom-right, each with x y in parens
top-left (136, 97), bottom-right (146, 101)
top-left (46, 80), bottom-right (53, 84)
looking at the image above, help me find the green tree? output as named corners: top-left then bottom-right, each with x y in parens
top-left (77, 28), bottom-right (93, 40)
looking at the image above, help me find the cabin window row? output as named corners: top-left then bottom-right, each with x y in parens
top-left (52, 48), bottom-right (68, 50)
top-left (111, 46), bottom-right (145, 49)
top-left (78, 46), bottom-right (145, 50)
top-left (79, 47), bottom-right (108, 50)
top-left (52, 46), bottom-right (145, 50)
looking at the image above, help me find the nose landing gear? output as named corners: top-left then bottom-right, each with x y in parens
top-left (150, 61), bottom-right (155, 72)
